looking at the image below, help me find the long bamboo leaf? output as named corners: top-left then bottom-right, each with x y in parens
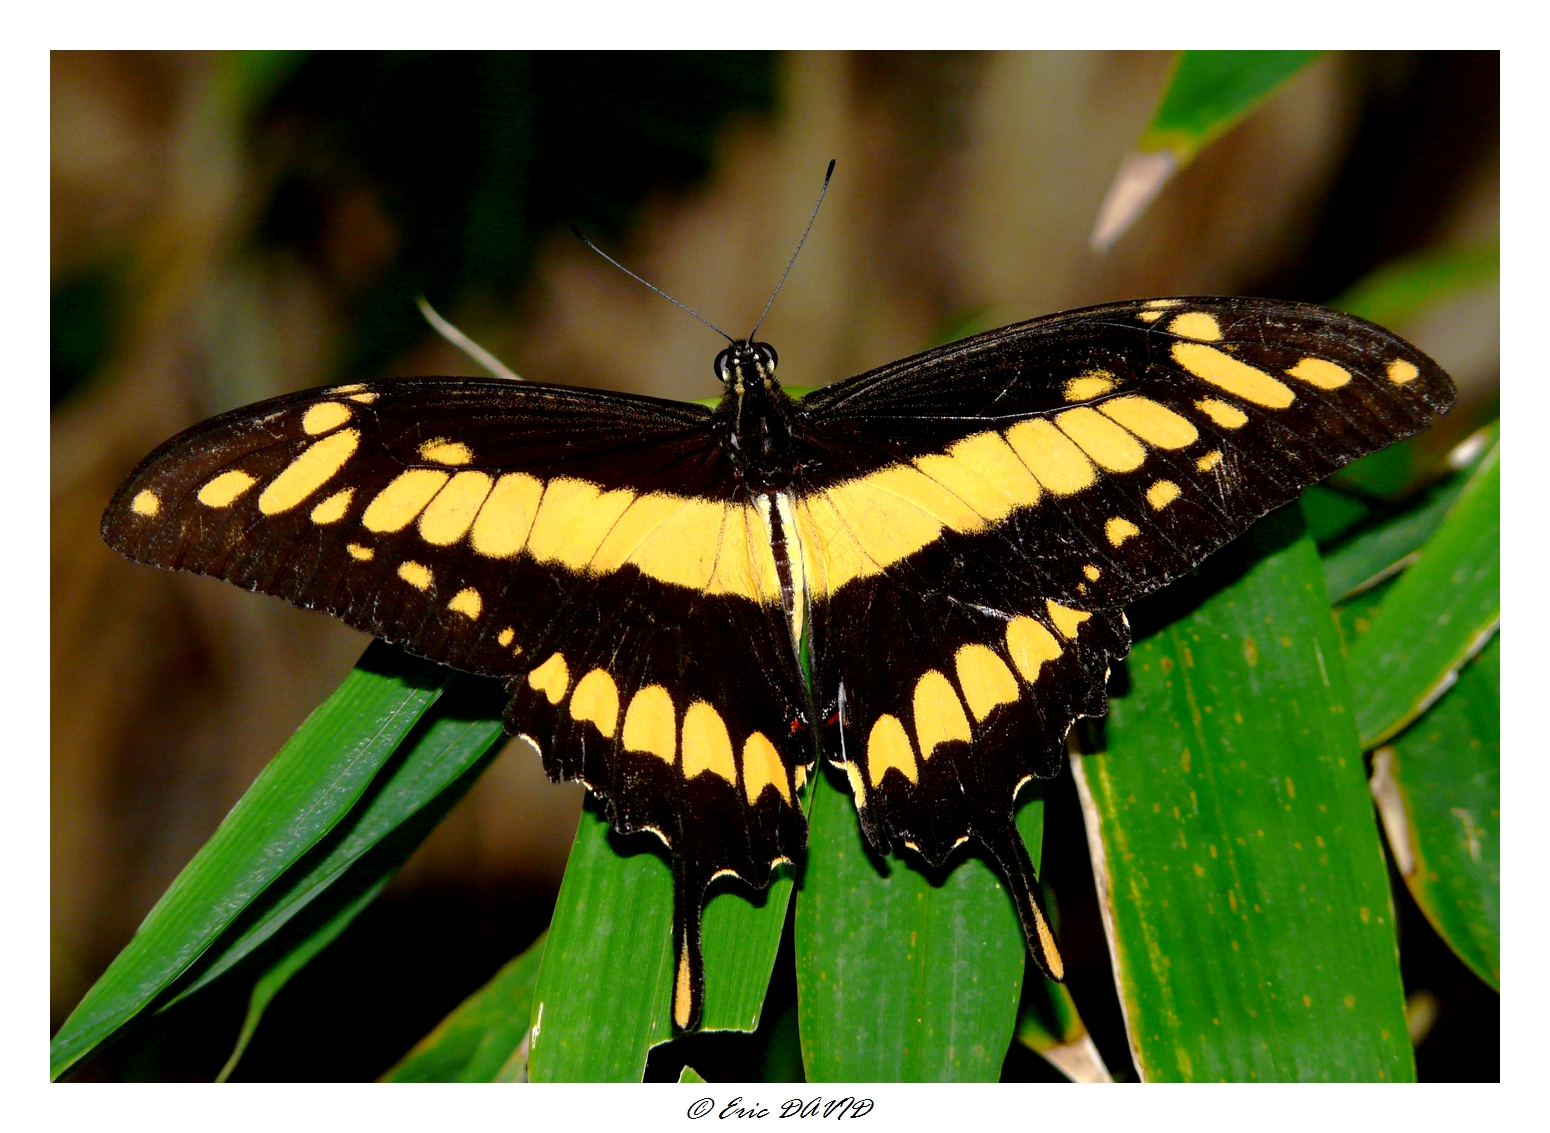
top-left (217, 875), bottom-right (392, 1082)
top-left (1075, 508), bottom-right (1412, 1081)
top-left (164, 678), bottom-right (508, 1009)
top-left (50, 641), bottom-right (451, 1080)
top-left (527, 790), bottom-right (796, 1081)
top-left (1351, 444), bottom-right (1499, 749)
top-left (1092, 51), bottom-right (1319, 248)
top-left (1321, 424), bottom-right (1497, 603)
top-left (210, 686), bottom-right (510, 1078)
top-left (382, 931), bottom-right (548, 1082)
top-left (794, 774), bottom-right (1044, 1081)
top-left (1377, 635), bottom-right (1499, 988)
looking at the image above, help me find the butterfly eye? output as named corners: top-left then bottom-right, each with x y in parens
top-left (756, 342), bottom-right (778, 372)
top-left (713, 348), bottom-right (733, 383)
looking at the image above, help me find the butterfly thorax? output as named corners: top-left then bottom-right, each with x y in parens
top-left (714, 340), bottom-right (802, 492)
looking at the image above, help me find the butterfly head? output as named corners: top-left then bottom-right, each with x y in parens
top-left (715, 340), bottom-right (780, 391)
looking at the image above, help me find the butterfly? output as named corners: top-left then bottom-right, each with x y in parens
top-left (101, 293), bottom-right (1453, 1033)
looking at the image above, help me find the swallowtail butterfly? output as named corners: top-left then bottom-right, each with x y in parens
top-left (102, 286), bottom-right (1452, 1032)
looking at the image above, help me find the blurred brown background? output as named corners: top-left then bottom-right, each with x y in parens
top-left (51, 50), bottom-right (1498, 1079)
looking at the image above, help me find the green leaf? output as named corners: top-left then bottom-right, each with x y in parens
top-left (1092, 51), bottom-right (1319, 250)
top-left (209, 682), bottom-right (509, 1078)
top-left (1350, 444), bottom-right (1499, 749)
top-left (1300, 484), bottom-right (1372, 548)
top-left (50, 642), bottom-right (452, 1080)
top-left (527, 793), bottom-right (796, 1081)
top-left (1332, 243), bottom-right (1499, 331)
top-left (162, 677), bottom-right (509, 1013)
top-left (218, 874), bottom-right (392, 1082)
top-left (794, 774), bottom-right (1044, 1081)
top-left (1376, 635), bottom-right (1499, 988)
top-left (526, 800), bottom-right (675, 1081)
top-left (678, 1064), bottom-right (709, 1084)
top-left (382, 931), bottom-right (548, 1082)
top-left (1074, 508), bottom-right (1412, 1081)
top-left (1141, 51), bottom-right (1322, 160)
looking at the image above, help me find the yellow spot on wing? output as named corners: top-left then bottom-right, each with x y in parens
top-left (674, 945), bottom-right (692, 1030)
top-left (591, 492), bottom-right (682, 571)
top-left (706, 504), bottom-right (781, 602)
top-left (346, 543), bottom-right (373, 561)
top-left (1197, 449), bottom-right (1224, 472)
top-left (1006, 617), bottom-right (1061, 682)
top-left (1063, 371), bottom-right (1116, 401)
top-left (447, 587), bottom-right (482, 619)
top-left (131, 490), bottom-right (160, 516)
top-left (623, 685), bottom-right (676, 763)
top-left (912, 670), bottom-right (971, 759)
top-left (571, 668), bottom-right (619, 738)
top-left (330, 383), bottom-right (366, 394)
top-left (1168, 311), bottom-right (1222, 341)
top-left (363, 468), bottom-right (449, 532)
top-left (1056, 406), bottom-right (1146, 472)
top-left (821, 475), bottom-right (947, 578)
top-left (470, 472), bottom-right (544, 558)
top-left (1005, 418), bottom-right (1098, 495)
top-left (526, 478), bottom-right (637, 569)
top-left (1286, 357), bottom-right (1351, 389)
top-left (866, 714), bottom-right (918, 787)
top-left (198, 470), bottom-right (257, 508)
top-left (1030, 897), bottom-right (1064, 980)
top-left (1083, 564), bottom-right (1100, 581)
top-left (1138, 309), bottom-right (1164, 323)
top-left (1144, 298), bottom-right (1182, 308)
top-left (258, 428), bottom-right (360, 515)
top-left (348, 392), bottom-right (378, 404)
top-left (397, 560), bottom-right (432, 590)
top-left (1195, 398), bottom-right (1248, 429)
top-left (796, 494), bottom-right (870, 597)
top-left (623, 496), bottom-right (724, 591)
top-left (1387, 358), bottom-right (1419, 385)
top-left (497, 627), bottom-right (515, 647)
top-left (528, 652), bottom-right (570, 705)
top-left (681, 702), bottom-right (737, 786)
top-left (793, 763), bottom-right (808, 790)
top-left (859, 463), bottom-right (986, 532)
top-left (1099, 396), bottom-right (1199, 449)
top-left (844, 759), bottom-right (867, 806)
top-left (309, 487), bottom-right (354, 525)
top-left (1046, 600), bottom-right (1091, 639)
top-left (1172, 342), bottom-right (1295, 409)
top-left (419, 438), bottom-right (473, 465)
top-left (1147, 480), bottom-right (1181, 509)
top-left (742, 732), bottom-right (790, 804)
top-left (914, 431), bottom-right (1043, 523)
top-left (302, 401), bottom-right (352, 435)
top-left (419, 470), bottom-right (495, 545)
top-left (954, 644), bottom-right (1019, 723)
top-left (1105, 516), bottom-right (1140, 546)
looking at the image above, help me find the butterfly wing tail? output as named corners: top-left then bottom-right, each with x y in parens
top-left (671, 857), bottom-right (713, 1033)
top-left (977, 815), bottom-right (1065, 983)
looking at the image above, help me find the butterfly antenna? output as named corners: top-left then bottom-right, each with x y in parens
top-left (568, 224), bottom-right (735, 344)
top-left (749, 158), bottom-right (835, 341)
top-left (416, 296), bottom-right (524, 382)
